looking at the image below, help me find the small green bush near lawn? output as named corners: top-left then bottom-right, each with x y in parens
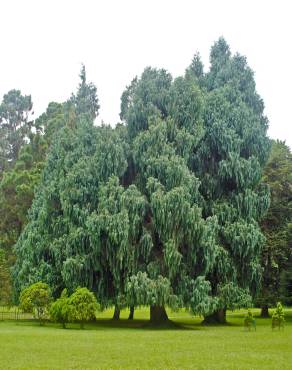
top-left (0, 307), bottom-right (291, 369)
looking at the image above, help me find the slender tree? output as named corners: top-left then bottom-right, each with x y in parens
top-left (0, 90), bottom-right (34, 172)
top-left (70, 65), bottom-right (100, 121)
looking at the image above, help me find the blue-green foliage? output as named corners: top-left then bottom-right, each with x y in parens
top-left (14, 39), bottom-right (270, 318)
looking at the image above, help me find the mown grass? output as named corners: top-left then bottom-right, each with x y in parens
top-left (0, 307), bottom-right (291, 369)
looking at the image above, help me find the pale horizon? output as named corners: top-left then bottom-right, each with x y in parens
top-left (0, 0), bottom-right (291, 148)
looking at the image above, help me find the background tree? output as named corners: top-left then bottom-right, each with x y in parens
top-left (70, 65), bottom-right (100, 122)
top-left (279, 223), bottom-right (292, 305)
top-left (0, 99), bottom-right (66, 301)
top-left (258, 140), bottom-right (292, 316)
top-left (0, 248), bottom-right (12, 305)
top-left (35, 102), bottom-right (66, 146)
top-left (0, 90), bottom-right (34, 173)
top-left (0, 134), bottom-right (47, 252)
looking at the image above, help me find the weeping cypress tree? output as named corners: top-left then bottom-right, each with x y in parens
top-left (14, 65), bottom-right (219, 322)
top-left (13, 68), bottom-right (126, 301)
top-left (121, 38), bottom-right (270, 322)
top-left (14, 40), bottom-right (270, 324)
top-left (190, 38), bottom-right (270, 322)
top-left (13, 121), bottom-right (128, 297)
top-left (87, 175), bottom-right (148, 317)
top-left (120, 68), bottom-right (220, 322)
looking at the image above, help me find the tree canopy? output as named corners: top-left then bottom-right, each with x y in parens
top-left (13, 38), bottom-right (271, 322)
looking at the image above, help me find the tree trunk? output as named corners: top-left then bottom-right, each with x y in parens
top-left (203, 308), bottom-right (226, 324)
top-left (128, 306), bottom-right (134, 320)
top-left (112, 305), bottom-right (120, 320)
top-left (260, 305), bottom-right (270, 318)
top-left (150, 305), bottom-right (168, 323)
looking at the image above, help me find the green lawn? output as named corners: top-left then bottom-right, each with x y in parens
top-left (0, 308), bottom-right (291, 369)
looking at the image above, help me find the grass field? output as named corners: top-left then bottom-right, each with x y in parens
top-left (0, 307), bottom-right (291, 369)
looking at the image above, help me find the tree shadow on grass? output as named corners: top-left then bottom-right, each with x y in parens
top-left (201, 320), bottom-right (241, 327)
top-left (92, 318), bottom-right (200, 331)
top-left (12, 310), bottom-right (292, 331)
top-left (12, 317), bottom-right (204, 331)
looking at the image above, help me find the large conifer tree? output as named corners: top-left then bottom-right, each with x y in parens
top-left (120, 38), bottom-right (270, 322)
top-left (14, 40), bottom-right (270, 323)
top-left (192, 38), bottom-right (270, 322)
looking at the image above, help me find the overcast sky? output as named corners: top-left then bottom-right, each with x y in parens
top-left (0, 0), bottom-right (291, 148)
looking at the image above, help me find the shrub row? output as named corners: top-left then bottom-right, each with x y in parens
top-left (20, 282), bottom-right (98, 328)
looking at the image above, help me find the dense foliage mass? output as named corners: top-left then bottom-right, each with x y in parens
top-left (0, 248), bottom-right (11, 304)
top-left (258, 141), bottom-right (292, 316)
top-left (0, 38), bottom-right (286, 323)
top-left (50, 286), bottom-right (98, 329)
top-left (0, 90), bottom-right (67, 304)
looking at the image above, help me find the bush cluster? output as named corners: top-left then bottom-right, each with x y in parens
top-left (19, 282), bottom-right (98, 328)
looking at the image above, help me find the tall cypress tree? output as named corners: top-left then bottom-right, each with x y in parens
top-left (191, 38), bottom-right (270, 322)
top-left (121, 38), bottom-right (270, 322)
top-left (13, 70), bottom-right (130, 306)
top-left (120, 68), bottom-right (219, 321)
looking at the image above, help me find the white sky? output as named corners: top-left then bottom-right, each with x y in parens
top-left (0, 0), bottom-right (291, 148)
